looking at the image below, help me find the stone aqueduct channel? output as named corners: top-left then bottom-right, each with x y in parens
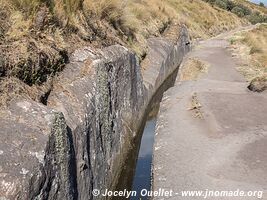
top-left (1, 23), bottom-right (265, 200)
top-left (0, 26), bottom-right (190, 199)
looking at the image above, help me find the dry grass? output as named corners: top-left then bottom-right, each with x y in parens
top-left (83, 0), bottom-right (123, 18)
top-left (8, 0), bottom-right (40, 14)
top-left (0, 0), bottom-right (260, 107)
top-left (179, 58), bottom-right (209, 81)
top-left (1, 0), bottom-right (250, 50)
top-left (242, 24), bottom-right (267, 65)
top-left (230, 24), bottom-right (267, 80)
top-left (123, 0), bottom-right (248, 55)
top-left (168, 0), bottom-right (248, 39)
top-left (1, 0), bottom-right (249, 72)
top-left (188, 92), bottom-right (203, 119)
top-left (2, 0), bottom-right (249, 48)
top-left (0, 76), bottom-right (53, 107)
top-left (234, 0), bottom-right (267, 15)
top-left (0, 77), bottom-right (34, 107)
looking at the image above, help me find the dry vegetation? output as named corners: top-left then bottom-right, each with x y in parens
top-left (230, 24), bottom-right (267, 80)
top-left (230, 23), bottom-right (267, 92)
top-left (234, 0), bottom-right (267, 15)
top-left (188, 92), bottom-right (203, 119)
top-left (179, 58), bottom-right (209, 81)
top-left (204, 0), bottom-right (267, 24)
top-left (0, 0), bottom-right (260, 106)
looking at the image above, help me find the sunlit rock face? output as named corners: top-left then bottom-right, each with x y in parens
top-left (0, 26), bottom-right (190, 200)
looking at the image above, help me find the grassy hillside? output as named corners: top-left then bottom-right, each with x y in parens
top-left (234, 0), bottom-right (267, 14)
top-left (230, 23), bottom-right (267, 80)
top-left (203, 0), bottom-right (267, 24)
top-left (0, 0), bottom-right (265, 106)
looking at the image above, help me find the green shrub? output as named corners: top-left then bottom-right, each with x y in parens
top-left (249, 46), bottom-right (262, 54)
top-left (236, 4), bottom-right (251, 15)
top-left (203, 0), bottom-right (216, 4)
top-left (216, 0), bottom-right (236, 11)
top-left (229, 38), bottom-right (235, 45)
top-left (231, 6), bottom-right (246, 17)
top-left (214, 0), bottom-right (227, 9)
top-left (259, 2), bottom-right (265, 7)
top-left (203, 0), bottom-right (259, 20)
top-left (225, 0), bottom-right (235, 11)
top-left (247, 12), bottom-right (267, 24)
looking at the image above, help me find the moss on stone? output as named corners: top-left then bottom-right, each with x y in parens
top-left (51, 112), bottom-right (73, 199)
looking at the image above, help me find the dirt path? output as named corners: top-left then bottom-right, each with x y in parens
top-left (152, 26), bottom-right (267, 200)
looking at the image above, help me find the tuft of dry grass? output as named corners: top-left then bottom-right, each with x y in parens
top-left (230, 24), bottom-right (267, 80)
top-left (9, 0), bottom-right (40, 14)
top-left (179, 58), bottom-right (209, 81)
top-left (0, 76), bottom-right (53, 107)
top-left (6, 11), bottom-right (31, 39)
top-left (188, 92), bottom-right (203, 119)
top-left (242, 24), bottom-right (267, 65)
top-left (83, 0), bottom-right (123, 18)
top-left (0, 77), bottom-right (35, 107)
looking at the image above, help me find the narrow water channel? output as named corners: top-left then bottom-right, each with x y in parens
top-left (131, 118), bottom-right (157, 200)
top-left (114, 68), bottom-right (179, 200)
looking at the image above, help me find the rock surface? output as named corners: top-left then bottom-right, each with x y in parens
top-left (248, 75), bottom-right (267, 93)
top-left (153, 27), bottom-right (267, 200)
top-left (0, 26), bottom-right (190, 199)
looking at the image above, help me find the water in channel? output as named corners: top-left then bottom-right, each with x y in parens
top-left (130, 118), bottom-right (157, 200)
top-left (114, 68), bottom-right (179, 200)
